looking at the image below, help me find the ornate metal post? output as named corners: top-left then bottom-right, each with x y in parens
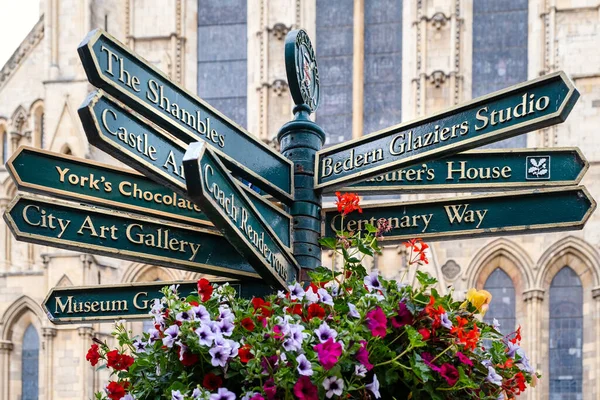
top-left (278, 30), bottom-right (325, 278)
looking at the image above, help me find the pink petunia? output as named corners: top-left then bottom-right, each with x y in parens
top-left (366, 307), bottom-right (388, 338)
top-left (293, 376), bottom-right (319, 400)
top-left (456, 351), bottom-right (473, 367)
top-left (313, 338), bottom-right (343, 370)
top-left (355, 341), bottom-right (373, 371)
top-left (440, 363), bottom-right (459, 386)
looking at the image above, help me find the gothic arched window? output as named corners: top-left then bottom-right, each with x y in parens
top-left (549, 266), bottom-right (583, 399)
top-left (21, 324), bottom-right (40, 399)
top-left (483, 268), bottom-right (516, 333)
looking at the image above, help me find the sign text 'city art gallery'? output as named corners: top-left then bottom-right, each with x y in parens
top-left (315, 72), bottom-right (579, 190)
top-left (4, 194), bottom-right (260, 279)
top-left (78, 29), bottom-right (294, 203)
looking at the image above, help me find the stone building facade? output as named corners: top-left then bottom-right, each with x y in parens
top-left (0, 0), bottom-right (599, 399)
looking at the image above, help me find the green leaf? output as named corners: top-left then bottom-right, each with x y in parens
top-left (357, 240), bottom-right (374, 256)
top-left (318, 237), bottom-right (337, 249)
top-left (406, 325), bottom-right (427, 348)
top-left (365, 223), bottom-right (378, 233)
top-left (416, 271), bottom-right (437, 287)
top-left (410, 353), bottom-right (433, 383)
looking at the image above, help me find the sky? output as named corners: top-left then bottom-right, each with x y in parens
top-left (0, 0), bottom-right (40, 68)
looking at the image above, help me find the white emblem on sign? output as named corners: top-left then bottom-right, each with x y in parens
top-left (526, 156), bottom-right (550, 180)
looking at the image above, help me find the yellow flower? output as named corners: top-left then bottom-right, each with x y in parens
top-left (462, 288), bottom-right (493, 315)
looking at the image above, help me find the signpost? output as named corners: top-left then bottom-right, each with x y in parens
top-left (183, 142), bottom-right (300, 289)
top-left (4, 194), bottom-right (261, 279)
top-left (78, 29), bottom-right (294, 203)
top-left (43, 279), bottom-right (273, 324)
top-left (2, 28), bottom-right (595, 323)
top-left (338, 147), bottom-right (588, 194)
top-left (315, 72), bottom-right (580, 190)
top-left (322, 186), bottom-right (596, 242)
top-left (78, 92), bottom-right (292, 248)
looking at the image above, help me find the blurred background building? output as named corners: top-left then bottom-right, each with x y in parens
top-left (0, 0), bottom-right (599, 399)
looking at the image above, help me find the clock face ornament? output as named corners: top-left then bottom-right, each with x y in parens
top-left (285, 29), bottom-right (320, 113)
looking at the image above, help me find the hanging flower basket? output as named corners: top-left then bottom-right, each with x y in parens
top-left (87, 193), bottom-right (538, 400)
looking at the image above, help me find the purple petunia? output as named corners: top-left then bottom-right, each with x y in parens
top-left (366, 374), bottom-right (381, 399)
top-left (209, 345), bottom-right (231, 367)
top-left (191, 305), bottom-right (210, 323)
top-left (176, 310), bottom-right (192, 323)
top-left (133, 339), bottom-right (147, 353)
top-left (171, 390), bottom-right (184, 400)
top-left (354, 364), bottom-right (367, 378)
top-left (318, 288), bottom-right (334, 306)
top-left (486, 365), bottom-right (503, 386)
top-left (364, 272), bottom-right (383, 292)
top-left (209, 388), bottom-right (236, 400)
top-left (195, 324), bottom-right (215, 347)
top-left (323, 376), bottom-right (344, 398)
top-left (288, 282), bottom-right (305, 300)
top-left (314, 321), bottom-right (338, 343)
top-left (348, 303), bottom-right (360, 318)
top-left (162, 325), bottom-right (179, 348)
top-left (440, 313), bottom-right (453, 329)
top-left (296, 354), bottom-right (313, 376)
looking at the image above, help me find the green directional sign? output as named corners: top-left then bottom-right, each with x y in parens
top-left (315, 71), bottom-right (579, 190)
top-left (43, 279), bottom-right (274, 324)
top-left (78, 91), bottom-right (291, 249)
top-left (337, 148), bottom-right (588, 194)
top-left (78, 28), bottom-right (294, 203)
top-left (322, 186), bottom-right (596, 242)
top-left (7, 146), bottom-right (213, 228)
top-left (183, 142), bottom-right (299, 290)
top-left (5, 194), bottom-right (260, 279)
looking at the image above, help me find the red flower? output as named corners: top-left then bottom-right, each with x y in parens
top-left (418, 328), bottom-right (431, 341)
top-left (203, 372), bottom-right (223, 391)
top-left (510, 325), bottom-right (522, 345)
top-left (514, 372), bottom-right (527, 393)
top-left (178, 346), bottom-right (199, 366)
top-left (239, 344), bottom-right (254, 363)
top-left (424, 296), bottom-right (445, 328)
top-left (106, 350), bottom-right (134, 371)
top-left (306, 303), bottom-right (325, 320)
top-left (197, 278), bottom-right (214, 302)
top-left (86, 344), bottom-right (100, 366)
top-left (335, 192), bottom-right (362, 216)
top-left (106, 381), bottom-right (127, 400)
top-left (241, 317), bottom-right (256, 332)
top-left (287, 303), bottom-right (303, 317)
top-left (404, 238), bottom-right (429, 264)
top-left (252, 298), bottom-right (272, 317)
top-left (293, 376), bottom-right (319, 400)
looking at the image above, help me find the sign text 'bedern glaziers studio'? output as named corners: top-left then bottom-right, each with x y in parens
top-left (315, 72), bottom-right (579, 189)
